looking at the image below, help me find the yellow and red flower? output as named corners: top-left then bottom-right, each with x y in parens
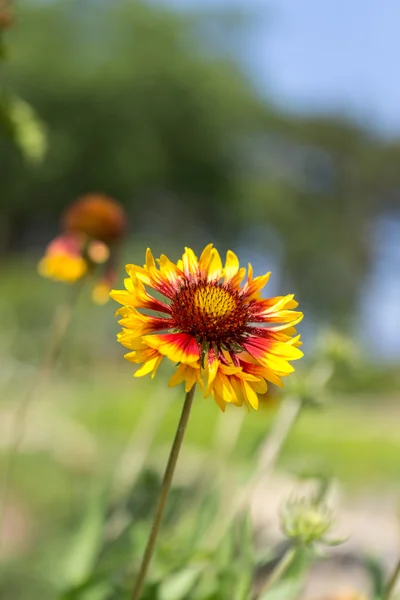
top-left (111, 244), bottom-right (303, 411)
top-left (37, 234), bottom-right (87, 283)
top-left (38, 193), bottom-right (126, 301)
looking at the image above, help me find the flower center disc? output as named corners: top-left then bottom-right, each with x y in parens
top-left (194, 286), bottom-right (236, 318)
top-left (171, 282), bottom-right (249, 346)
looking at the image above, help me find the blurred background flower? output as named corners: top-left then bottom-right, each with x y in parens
top-left (280, 496), bottom-right (335, 547)
top-left (38, 194), bottom-right (126, 302)
top-left (0, 0), bottom-right (14, 32)
top-left (62, 194), bottom-right (126, 245)
top-left (37, 234), bottom-right (87, 284)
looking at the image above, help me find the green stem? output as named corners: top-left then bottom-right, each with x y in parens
top-left (0, 283), bottom-right (81, 544)
top-left (131, 385), bottom-right (196, 600)
top-left (256, 546), bottom-right (297, 598)
top-left (383, 557), bottom-right (400, 600)
top-left (257, 396), bottom-right (303, 474)
top-left (204, 396), bottom-right (303, 547)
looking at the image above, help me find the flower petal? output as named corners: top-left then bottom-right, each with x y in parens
top-left (112, 274), bottom-right (172, 314)
top-left (241, 379), bottom-right (259, 410)
top-left (213, 372), bottom-right (236, 405)
top-left (158, 254), bottom-right (185, 291)
top-left (205, 352), bottom-right (220, 397)
top-left (38, 254), bottom-right (87, 283)
top-left (242, 272), bottom-right (271, 299)
top-left (243, 337), bottom-right (300, 374)
top-left (127, 249), bottom-right (180, 299)
top-left (211, 391), bottom-right (227, 412)
top-left (168, 363), bottom-right (202, 392)
top-left (239, 358), bottom-right (284, 387)
top-left (198, 243), bottom-right (214, 277)
top-left (145, 247), bottom-right (156, 271)
top-left (229, 267), bottom-right (246, 290)
top-left (134, 355), bottom-right (163, 378)
top-left (143, 333), bottom-right (200, 364)
top-left (251, 295), bottom-right (299, 318)
top-left (206, 248), bottom-right (223, 282)
top-left (117, 307), bottom-right (172, 336)
top-left (126, 263), bottom-right (152, 287)
top-left (182, 247), bottom-right (199, 279)
top-left (228, 376), bottom-right (246, 407)
top-left (224, 250), bottom-right (239, 283)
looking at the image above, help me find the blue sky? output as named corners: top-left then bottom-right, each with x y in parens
top-left (160, 0), bottom-right (400, 134)
top-left (257, 0), bottom-right (400, 133)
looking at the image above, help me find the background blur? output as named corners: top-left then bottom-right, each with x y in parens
top-left (1, 1), bottom-right (400, 599)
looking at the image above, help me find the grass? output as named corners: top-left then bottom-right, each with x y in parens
top-left (4, 366), bottom-right (399, 493)
top-left (1, 260), bottom-right (399, 599)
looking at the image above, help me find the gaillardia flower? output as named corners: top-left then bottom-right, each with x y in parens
top-left (62, 193), bottom-right (126, 244)
top-left (38, 234), bottom-right (87, 283)
top-left (111, 245), bottom-right (303, 411)
top-left (0, 0), bottom-right (14, 31)
top-left (39, 193), bottom-right (126, 301)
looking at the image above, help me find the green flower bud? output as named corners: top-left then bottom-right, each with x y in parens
top-left (280, 497), bottom-right (334, 545)
top-left (317, 329), bottom-right (358, 364)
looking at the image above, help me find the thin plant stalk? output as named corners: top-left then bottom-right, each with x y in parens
top-left (256, 395), bottom-right (303, 475)
top-left (213, 407), bottom-right (245, 462)
top-left (383, 557), bottom-right (400, 600)
top-left (131, 384), bottom-right (196, 600)
top-left (0, 283), bottom-right (82, 541)
top-left (204, 395), bottom-right (303, 546)
top-left (203, 407), bottom-right (245, 486)
top-left (113, 385), bottom-right (172, 494)
top-left (256, 545), bottom-right (297, 598)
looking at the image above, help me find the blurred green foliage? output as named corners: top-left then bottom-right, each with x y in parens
top-left (1, 0), bottom-right (400, 324)
top-left (0, 92), bottom-right (47, 163)
top-left (0, 263), bottom-right (399, 598)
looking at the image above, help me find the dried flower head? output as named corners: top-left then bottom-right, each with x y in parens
top-left (62, 193), bottom-right (126, 244)
top-left (0, 1), bottom-right (14, 30)
top-left (111, 244), bottom-right (303, 411)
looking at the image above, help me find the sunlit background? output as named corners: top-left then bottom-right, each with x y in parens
top-left (1, 1), bottom-right (400, 598)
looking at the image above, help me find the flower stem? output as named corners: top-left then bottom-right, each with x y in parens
top-left (131, 385), bottom-right (196, 600)
top-left (0, 283), bottom-right (82, 544)
top-left (256, 545), bottom-right (297, 598)
top-left (383, 557), bottom-right (400, 600)
top-left (204, 395), bottom-right (303, 547)
top-left (257, 395), bottom-right (303, 474)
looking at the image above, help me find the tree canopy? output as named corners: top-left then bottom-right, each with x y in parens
top-left (1, 0), bottom-right (400, 323)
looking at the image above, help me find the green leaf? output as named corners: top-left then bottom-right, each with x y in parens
top-left (159, 564), bottom-right (205, 600)
top-left (0, 93), bottom-right (48, 163)
top-left (215, 523), bottom-right (236, 570)
top-left (233, 572), bottom-right (253, 600)
top-left (61, 487), bottom-right (108, 588)
top-left (258, 578), bottom-right (304, 600)
top-left (61, 581), bottom-right (110, 600)
top-left (186, 492), bottom-right (219, 549)
top-left (0, 33), bottom-right (6, 60)
top-left (232, 514), bottom-right (254, 600)
top-left (362, 555), bottom-right (385, 597)
top-left (238, 512), bottom-right (254, 565)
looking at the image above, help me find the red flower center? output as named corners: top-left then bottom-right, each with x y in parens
top-left (170, 280), bottom-right (250, 348)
